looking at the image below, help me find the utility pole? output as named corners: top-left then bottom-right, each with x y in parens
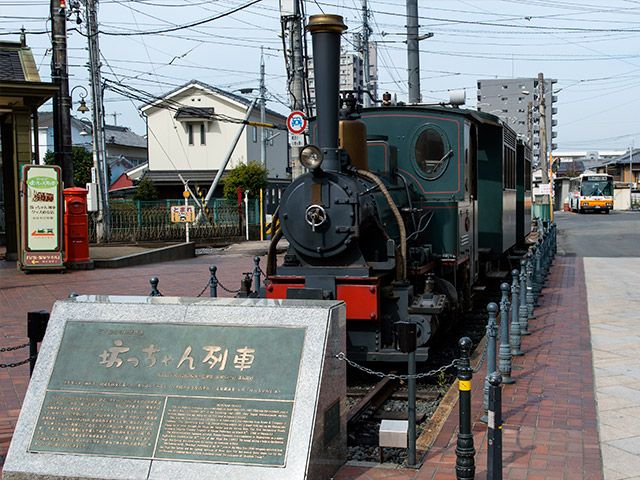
top-left (281, 0), bottom-right (305, 179)
top-left (406, 0), bottom-right (420, 104)
top-left (260, 46), bottom-right (267, 169)
top-left (85, 0), bottom-right (110, 242)
top-left (50, 0), bottom-right (74, 187)
top-left (362, 0), bottom-right (372, 107)
top-left (537, 72), bottom-right (550, 220)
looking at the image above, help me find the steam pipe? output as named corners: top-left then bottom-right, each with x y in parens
top-left (306, 14), bottom-right (347, 172)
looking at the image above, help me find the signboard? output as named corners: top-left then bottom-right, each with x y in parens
top-left (533, 184), bottom-right (551, 196)
top-left (170, 205), bottom-right (195, 223)
top-left (288, 132), bottom-right (304, 147)
top-left (21, 165), bottom-right (63, 269)
top-left (29, 321), bottom-right (305, 466)
top-left (286, 111), bottom-right (307, 135)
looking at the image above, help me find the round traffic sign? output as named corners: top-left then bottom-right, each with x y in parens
top-left (287, 111), bottom-right (307, 135)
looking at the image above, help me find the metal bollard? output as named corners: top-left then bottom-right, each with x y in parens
top-left (253, 256), bottom-right (262, 296)
top-left (511, 266), bottom-right (524, 356)
top-left (483, 302), bottom-right (498, 422)
top-left (27, 310), bottom-right (49, 376)
top-left (535, 239), bottom-right (544, 297)
top-left (529, 245), bottom-right (539, 300)
top-left (456, 337), bottom-right (475, 480)
top-left (487, 372), bottom-right (503, 480)
top-left (519, 259), bottom-right (530, 336)
top-left (525, 252), bottom-right (535, 319)
top-left (209, 265), bottom-right (218, 298)
top-left (149, 277), bottom-right (161, 297)
top-left (499, 281), bottom-right (515, 384)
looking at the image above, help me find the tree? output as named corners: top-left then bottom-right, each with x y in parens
top-left (133, 177), bottom-right (158, 201)
top-left (223, 161), bottom-right (268, 200)
top-left (44, 147), bottom-right (93, 187)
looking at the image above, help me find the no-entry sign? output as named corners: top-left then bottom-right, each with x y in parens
top-left (287, 111), bottom-right (307, 135)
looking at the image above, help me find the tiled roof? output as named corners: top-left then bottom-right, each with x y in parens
top-left (0, 50), bottom-right (24, 81)
top-left (104, 125), bottom-right (147, 149)
top-left (38, 112), bottom-right (147, 149)
top-left (0, 39), bottom-right (41, 82)
top-left (143, 80), bottom-right (285, 119)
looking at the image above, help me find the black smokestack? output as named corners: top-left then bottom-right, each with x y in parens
top-left (306, 14), bottom-right (347, 172)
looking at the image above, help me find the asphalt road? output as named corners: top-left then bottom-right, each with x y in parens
top-left (555, 209), bottom-right (640, 257)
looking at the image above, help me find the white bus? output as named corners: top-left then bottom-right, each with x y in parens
top-left (568, 173), bottom-right (614, 214)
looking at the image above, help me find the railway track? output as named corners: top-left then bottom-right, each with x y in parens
top-left (345, 300), bottom-right (493, 464)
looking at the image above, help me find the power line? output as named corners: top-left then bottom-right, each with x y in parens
top-left (98, 0), bottom-right (262, 36)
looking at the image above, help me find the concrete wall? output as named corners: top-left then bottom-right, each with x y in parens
top-left (614, 187), bottom-right (631, 210)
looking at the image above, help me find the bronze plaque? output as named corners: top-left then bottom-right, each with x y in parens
top-left (30, 321), bottom-right (306, 466)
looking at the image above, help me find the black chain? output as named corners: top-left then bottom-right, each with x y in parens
top-left (0, 356), bottom-right (34, 369)
top-left (217, 279), bottom-right (241, 294)
top-left (196, 280), bottom-right (211, 298)
top-left (335, 352), bottom-right (458, 380)
top-left (258, 265), bottom-right (268, 280)
top-left (0, 343), bottom-right (29, 352)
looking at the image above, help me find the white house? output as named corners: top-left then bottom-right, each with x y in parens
top-left (140, 80), bottom-right (289, 200)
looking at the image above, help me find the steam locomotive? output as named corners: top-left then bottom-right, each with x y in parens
top-left (265, 14), bottom-right (532, 363)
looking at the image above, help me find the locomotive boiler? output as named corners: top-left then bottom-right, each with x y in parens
top-left (265, 14), bottom-right (532, 363)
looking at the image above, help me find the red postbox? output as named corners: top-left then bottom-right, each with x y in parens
top-left (63, 187), bottom-right (91, 266)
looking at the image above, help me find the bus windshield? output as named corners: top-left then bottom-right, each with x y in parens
top-left (581, 178), bottom-right (613, 197)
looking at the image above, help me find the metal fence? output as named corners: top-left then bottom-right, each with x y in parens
top-left (89, 198), bottom-right (260, 243)
top-left (631, 190), bottom-right (640, 210)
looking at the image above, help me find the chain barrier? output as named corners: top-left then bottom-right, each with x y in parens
top-left (0, 343), bottom-right (29, 353)
top-left (335, 341), bottom-right (487, 380)
top-left (335, 352), bottom-right (458, 380)
top-left (196, 280), bottom-right (211, 298)
top-left (258, 265), bottom-right (268, 280)
top-left (217, 279), bottom-right (241, 294)
top-left (0, 357), bottom-right (34, 369)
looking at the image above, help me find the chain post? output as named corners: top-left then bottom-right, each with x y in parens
top-left (525, 251), bottom-right (535, 320)
top-left (536, 237), bottom-right (545, 291)
top-left (149, 277), bottom-right (161, 297)
top-left (498, 282), bottom-right (514, 384)
top-left (209, 265), bottom-right (218, 298)
top-left (456, 337), bottom-right (475, 480)
top-left (482, 302), bottom-right (498, 422)
top-left (487, 372), bottom-right (503, 480)
top-left (511, 264), bottom-right (524, 356)
top-left (253, 256), bottom-right (261, 296)
top-left (519, 258), bottom-right (530, 336)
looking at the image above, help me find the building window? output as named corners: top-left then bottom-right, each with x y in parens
top-left (188, 124), bottom-right (194, 145)
top-left (200, 123), bottom-right (206, 145)
top-left (252, 126), bottom-right (258, 143)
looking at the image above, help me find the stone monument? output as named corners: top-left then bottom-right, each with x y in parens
top-left (3, 295), bottom-right (346, 480)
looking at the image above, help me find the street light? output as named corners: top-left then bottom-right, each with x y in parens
top-left (70, 85), bottom-right (89, 114)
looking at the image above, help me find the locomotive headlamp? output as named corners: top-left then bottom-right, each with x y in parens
top-left (300, 145), bottom-right (324, 170)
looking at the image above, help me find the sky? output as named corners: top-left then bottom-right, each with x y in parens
top-left (2, 0), bottom-right (640, 152)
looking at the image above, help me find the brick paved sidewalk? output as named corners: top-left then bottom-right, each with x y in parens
top-left (0, 255), bottom-right (603, 479)
top-left (0, 253), bottom-right (261, 467)
top-left (335, 256), bottom-right (604, 480)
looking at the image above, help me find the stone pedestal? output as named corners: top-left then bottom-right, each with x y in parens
top-left (3, 296), bottom-right (346, 480)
